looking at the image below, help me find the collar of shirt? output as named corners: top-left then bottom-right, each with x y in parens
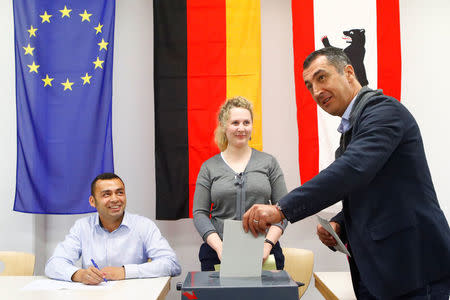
top-left (337, 95), bottom-right (357, 134)
top-left (94, 211), bottom-right (131, 231)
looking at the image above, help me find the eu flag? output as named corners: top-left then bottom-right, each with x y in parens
top-left (13, 0), bottom-right (116, 214)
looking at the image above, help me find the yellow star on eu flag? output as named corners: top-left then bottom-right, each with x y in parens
top-left (59, 6), bottom-right (72, 18)
top-left (94, 23), bottom-right (103, 34)
top-left (28, 25), bottom-right (38, 38)
top-left (81, 73), bottom-right (92, 85)
top-left (27, 61), bottom-right (40, 73)
top-left (40, 11), bottom-right (52, 23)
top-left (79, 10), bottom-right (92, 22)
top-left (93, 57), bottom-right (104, 69)
top-left (23, 44), bottom-right (35, 56)
top-left (61, 78), bottom-right (75, 91)
top-left (98, 39), bottom-right (109, 51)
top-left (42, 74), bottom-right (54, 87)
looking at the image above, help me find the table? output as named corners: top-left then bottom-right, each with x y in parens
top-left (314, 272), bottom-right (356, 300)
top-left (0, 276), bottom-right (171, 300)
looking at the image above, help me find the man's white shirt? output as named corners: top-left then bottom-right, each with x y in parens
top-left (45, 212), bottom-right (181, 281)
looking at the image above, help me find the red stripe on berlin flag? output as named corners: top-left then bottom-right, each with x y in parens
top-left (377, 0), bottom-right (402, 101)
top-left (291, 0), bottom-right (319, 184)
top-left (187, 0), bottom-right (226, 217)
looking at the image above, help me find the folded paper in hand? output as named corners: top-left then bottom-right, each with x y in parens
top-left (317, 215), bottom-right (351, 257)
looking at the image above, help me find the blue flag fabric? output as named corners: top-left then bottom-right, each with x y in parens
top-left (13, 0), bottom-right (116, 214)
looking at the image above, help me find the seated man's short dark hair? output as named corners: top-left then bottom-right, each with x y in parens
top-left (91, 173), bottom-right (124, 196)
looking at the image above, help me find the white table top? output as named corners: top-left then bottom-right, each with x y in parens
top-left (0, 276), bottom-right (171, 300)
top-left (314, 272), bottom-right (356, 300)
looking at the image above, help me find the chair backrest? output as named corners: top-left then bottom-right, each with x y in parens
top-left (282, 248), bottom-right (314, 299)
top-left (0, 251), bottom-right (35, 276)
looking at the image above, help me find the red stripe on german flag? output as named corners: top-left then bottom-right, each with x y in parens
top-left (187, 0), bottom-right (227, 219)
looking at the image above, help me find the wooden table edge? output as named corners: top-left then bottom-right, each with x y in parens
top-left (313, 273), bottom-right (339, 300)
top-left (157, 277), bottom-right (171, 300)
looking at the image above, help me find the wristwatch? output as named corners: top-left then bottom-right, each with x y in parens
top-left (275, 202), bottom-right (284, 217)
top-left (275, 202), bottom-right (287, 225)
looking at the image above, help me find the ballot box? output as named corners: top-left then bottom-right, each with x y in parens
top-left (177, 270), bottom-right (300, 300)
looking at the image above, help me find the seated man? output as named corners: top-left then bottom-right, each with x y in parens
top-left (45, 173), bottom-right (181, 284)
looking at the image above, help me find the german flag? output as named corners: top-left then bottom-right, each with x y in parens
top-left (154, 0), bottom-right (262, 220)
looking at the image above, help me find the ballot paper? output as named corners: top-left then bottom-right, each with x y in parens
top-left (220, 219), bottom-right (265, 277)
top-left (214, 254), bottom-right (276, 271)
top-left (317, 215), bottom-right (351, 257)
top-left (21, 279), bottom-right (116, 291)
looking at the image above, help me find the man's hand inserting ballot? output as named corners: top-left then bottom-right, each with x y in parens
top-left (243, 204), bottom-right (284, 237)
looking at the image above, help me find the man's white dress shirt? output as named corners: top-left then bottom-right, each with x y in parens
top-left (45, 212), bottom-right (181, 281)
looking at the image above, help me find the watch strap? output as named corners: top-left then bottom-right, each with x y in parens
top-left (264, 238), bottom-right (275, 247)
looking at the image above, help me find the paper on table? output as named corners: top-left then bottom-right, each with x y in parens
top-left (317, 215), bottom-right (351, 257)
top-left (220, 219), bottom-right (265, 277)
top-left (21, 279), bottom-right (116, 291)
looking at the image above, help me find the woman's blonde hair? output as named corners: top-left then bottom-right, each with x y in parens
top-left (214, 96), bottom-right (253, 151)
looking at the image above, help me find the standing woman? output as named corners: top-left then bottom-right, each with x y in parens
top-left (193, 96), bottom-right (287, 271)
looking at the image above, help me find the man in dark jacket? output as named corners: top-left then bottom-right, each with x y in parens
top-left (243, 47), bottom-right (450, 299)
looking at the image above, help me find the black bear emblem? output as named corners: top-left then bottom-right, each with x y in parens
top-left (322, 29), bottom-right (368, 86)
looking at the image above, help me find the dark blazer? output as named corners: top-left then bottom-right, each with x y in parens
top-left (279, 87), bottom-right (450, 298)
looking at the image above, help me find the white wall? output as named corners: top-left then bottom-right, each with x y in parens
top-left (1, 1), bottom-right (449, 299)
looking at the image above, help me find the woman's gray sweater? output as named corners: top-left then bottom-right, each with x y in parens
top-left (193, 149), bottom-right (288, 241)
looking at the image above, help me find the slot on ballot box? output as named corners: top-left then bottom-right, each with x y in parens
top-left (177, 270), bottom-right (301, 300)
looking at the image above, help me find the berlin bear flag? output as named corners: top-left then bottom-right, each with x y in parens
top-left (291, 0), bottom-right (401, 185)
top-left (13, 0), bottom-right (116, 214)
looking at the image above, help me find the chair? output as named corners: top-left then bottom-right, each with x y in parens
top-left (0, 251), bottom-right (35, 276)
top-left (282, 248), bottom-right (314, 298)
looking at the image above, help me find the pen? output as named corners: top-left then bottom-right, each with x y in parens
top-left (91, 259), bottom-right (107, 282)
